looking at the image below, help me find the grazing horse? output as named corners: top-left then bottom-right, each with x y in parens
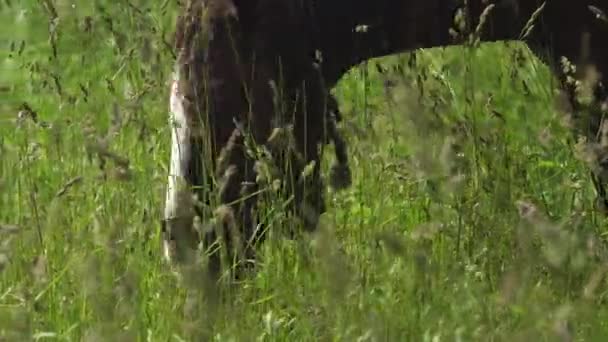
top-left (163, 0), bottom-right (608, 278)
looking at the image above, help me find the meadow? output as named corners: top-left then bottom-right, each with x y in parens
top-left (2, 1), bottom-right (608, 340)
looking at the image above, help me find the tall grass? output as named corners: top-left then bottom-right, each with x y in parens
top-left (2, 1), bottom-right (608, 340)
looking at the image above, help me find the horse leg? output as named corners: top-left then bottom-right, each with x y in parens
top-left (288, 67), bottom-right (331, 233)
top-left (162, 70), bottom-right (205, 266)
top-left (167, 0), bottom-right (255, 278)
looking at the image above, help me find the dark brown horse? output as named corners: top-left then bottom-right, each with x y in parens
top-left (163, 0), bottom-right (608, 278)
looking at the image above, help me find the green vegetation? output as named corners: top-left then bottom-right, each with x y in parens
top-left (2, 1), bottom-right (608, 340)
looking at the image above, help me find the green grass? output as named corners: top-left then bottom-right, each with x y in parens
top-left (2, 1), bottom-right (608, 340)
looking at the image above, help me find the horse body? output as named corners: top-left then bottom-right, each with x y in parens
top-left (163, 0), bottom-right (608, 277)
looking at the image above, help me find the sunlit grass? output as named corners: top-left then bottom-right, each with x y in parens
top-left (2, 1), bottom-right (608, 340)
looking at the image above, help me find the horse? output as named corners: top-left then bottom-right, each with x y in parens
top-left (163, 0), bottom-right (608, 278)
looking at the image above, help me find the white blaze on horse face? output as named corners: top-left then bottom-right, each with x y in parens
top-left (164, 70), bottom-right (195, 262)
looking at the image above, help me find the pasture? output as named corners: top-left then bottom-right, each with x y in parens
top-left (2, 1), bottom-right (608, 340)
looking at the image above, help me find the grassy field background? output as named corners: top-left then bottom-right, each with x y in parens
top-left (2, 1), bottom-right (608, 340)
